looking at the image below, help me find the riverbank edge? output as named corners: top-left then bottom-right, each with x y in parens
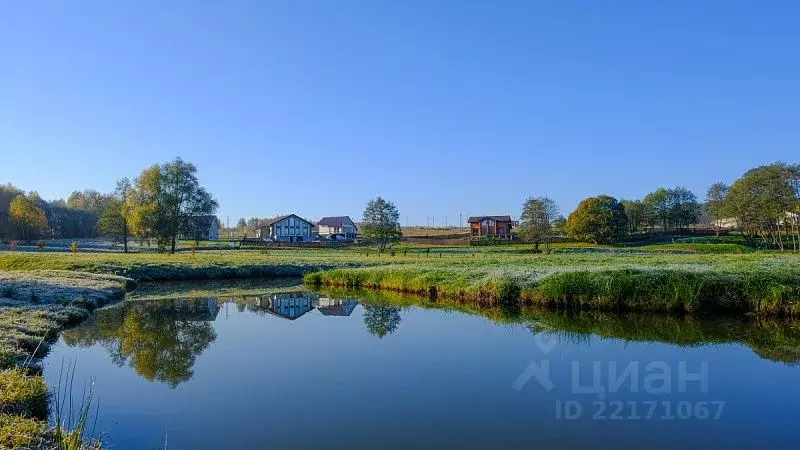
top-left (304, 266), bottom-right (800, 316)
top-left (0, 271), bottom-right (134, 449)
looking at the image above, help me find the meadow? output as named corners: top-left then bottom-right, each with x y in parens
top-left (1, 241), bottom-right (800, 447)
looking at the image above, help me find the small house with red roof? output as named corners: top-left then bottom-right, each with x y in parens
top-left (468, 215), bottom-right (516, 239)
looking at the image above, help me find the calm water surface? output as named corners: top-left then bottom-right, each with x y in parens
top-left (44, 285), bottom-right (800, 449)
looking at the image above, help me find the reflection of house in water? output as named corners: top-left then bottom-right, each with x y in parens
top-left (314, 297), bottom-right (358, 317)
top-left (256, 293), bottom-right (316, 320)
top-left (171, 298), bottom-right (220, 321)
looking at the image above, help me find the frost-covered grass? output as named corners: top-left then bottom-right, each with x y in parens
top-left (0, 250), bottom-right (368, 280)
top-left (0, 271), bottom-right (131, 448)
top-left (305, 253), bottom-right (800, 315)
top-left (0, 270), bottom-right (133, 307)
top-left (4, 250), bottom-right (799, 315)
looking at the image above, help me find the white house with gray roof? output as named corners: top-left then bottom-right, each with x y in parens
top-left (257, 214), bottom-right (315, 242)
top-left (317, 216), bottom-right (357, 240)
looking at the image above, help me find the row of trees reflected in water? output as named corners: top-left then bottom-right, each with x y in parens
top-left (62, 290), bottom-right (800, 387)
top-left (62, 293), bottom-right (402, 386)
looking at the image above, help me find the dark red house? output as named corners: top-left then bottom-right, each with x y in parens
top-left (468, 215), bottom-right (515, 239)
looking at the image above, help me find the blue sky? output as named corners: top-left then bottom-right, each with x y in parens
top-left (1, 1), bottom-right (798, 226)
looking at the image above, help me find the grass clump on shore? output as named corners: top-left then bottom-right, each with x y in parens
top-left (0, 368), bottom-right (48, 418)
top-left (0, 413), bottom-right (49, 449)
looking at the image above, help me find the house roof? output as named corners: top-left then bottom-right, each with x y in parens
top-left (260, 214), bottom-right (314, 227)
top-left (467, 215), bottom-right (513, 223)
top-left (317, 300), bottom-right (358, 316)
top-left (317, 216), bottom-right (356, 228)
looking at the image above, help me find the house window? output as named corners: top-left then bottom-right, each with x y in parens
top-left (472, 228), bottom-right (478, 236)
top-left (498, 227), bottom-right (505, 236)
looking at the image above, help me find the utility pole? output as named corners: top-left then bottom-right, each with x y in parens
top-left (459, 213), bottom-right (462, 228)
top-left (445, 215), bottom-right (448, 227)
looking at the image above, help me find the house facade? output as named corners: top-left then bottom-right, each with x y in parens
top-left (258, 293), bottom-right (315, 320)
top-left (317, 216), bottom-right (358, 240)
top-left (258, 214), bottom-right (315, 242)
top-left (178, 215), bottom-right (220, 241)
top-left (468, 215), bottom-right (515, 239)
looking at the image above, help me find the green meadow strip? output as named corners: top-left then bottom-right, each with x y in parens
top-left (306, 264), bottom-right (800, 315)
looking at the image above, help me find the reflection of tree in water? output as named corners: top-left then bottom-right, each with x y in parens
top-left (362, 302), bottom-right (401, 338)
top-left (62, 299), bottom-right (217, 387)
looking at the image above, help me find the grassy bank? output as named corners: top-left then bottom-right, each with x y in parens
top-left (0, 271), bottom-right (131, 449)
top-left (0, 251), bottom-right (366, 281)
top-left (305, 253), bottom-right (800, 315)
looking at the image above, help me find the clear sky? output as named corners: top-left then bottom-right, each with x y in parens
top-left (1, 1), bottom-right (798, 226)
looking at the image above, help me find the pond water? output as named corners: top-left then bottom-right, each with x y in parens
top-left (44, 284), bottom-right (800, 449)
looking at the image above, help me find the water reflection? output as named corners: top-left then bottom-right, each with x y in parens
top-left (63, 299), bottom-right (218, 387)
top-left (362, 303), bottom-right (402, 338)
top-left (61, 292), bottom-right (367, 386)
top-left (315, 297), bottom-right (359, 317)
top-left (529, 309), bottom-right (800, 365)
top-left (60, 288), bottom-right (800, 392)
top-left (236, 293), bottom-right (360, 320)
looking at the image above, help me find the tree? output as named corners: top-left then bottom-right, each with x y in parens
top-left (642, 187), bottom-right (699, 233)
top-left (668, 187), bottom-right (699, 231)
top-left (128, 158), bottom-right (218, 253)
top-left (98, 178), bottom-right (133, 252)
top-left (66, 189), bottom-right (110, 216)
top-left (724, 163), bottom-right (799, 250)
top-left (361, 197), bottom-right (401, 252)
top-left (643, 188), bottom-right (671, 232)
top-left (565, 195), bottom-right (628, 244)
top-left (0, 184), bottom-right (24, 240)
top-left (552, 216), bottom-right (567, 236)
top-left (9, 194), bottom-right (48, 241)
top-left (621, 199), bottom-right (648, 234)
top-left (362, 302), bottom-right (401, 338)
top-left (518, 197), bottom-right (559, 252)
top-left (705, 182), bottom-right (729, 236)
top-left (236, 218), bottom-right (247, 229)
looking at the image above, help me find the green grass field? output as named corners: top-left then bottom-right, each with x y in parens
top-left (2, 243), bottom-right (799, 315)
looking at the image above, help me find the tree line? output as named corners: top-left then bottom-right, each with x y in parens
top-left (1, 185), bottom-right (110, 242)
top-left (2, 158), bottom-right (218, 253)
top-left (517, 162), bottom-right (800, 251)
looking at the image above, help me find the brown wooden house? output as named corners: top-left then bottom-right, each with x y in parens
top-left (468, 215), bottom-right (515, 239)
